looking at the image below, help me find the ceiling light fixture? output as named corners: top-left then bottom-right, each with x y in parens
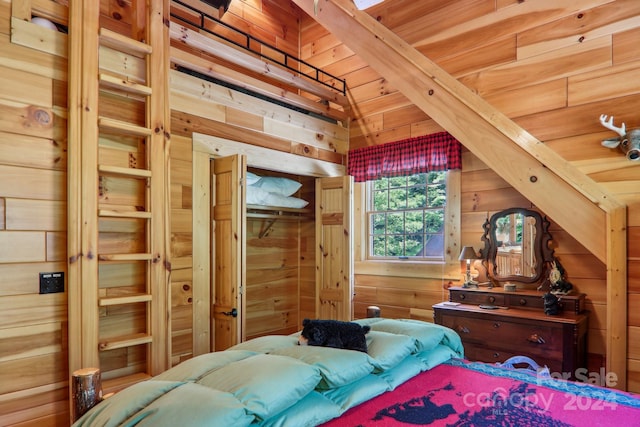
top-left (353, 0), bottom-right (385, 10)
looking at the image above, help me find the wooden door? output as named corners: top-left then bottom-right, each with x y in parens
top-left (212, 155), bottom-right (246, 350)
top-left (316, 176), bottom-right (354, 320)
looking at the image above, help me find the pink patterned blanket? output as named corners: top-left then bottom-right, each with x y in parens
top-left (322, 359), bottom-right (640, 426)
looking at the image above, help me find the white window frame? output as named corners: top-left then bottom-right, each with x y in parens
top-left (354, 170), bottom-right (461, 280)
top-left (366, 172), bottom-right (447, 261)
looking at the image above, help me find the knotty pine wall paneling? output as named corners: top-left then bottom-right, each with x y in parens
top-left (3, 0), bottom-right (640, 425)
top-left (0, 1), bottom-right (69, 424)
top-left (0, 0), bottom-right (314, 425)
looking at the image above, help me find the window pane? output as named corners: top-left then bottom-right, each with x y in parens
top-left (423, 234), bottom-right (443, 257)
top-left (373, 190), bottom-right (388, 210)
top-left (387, 212), bottom-right (404, 234)
top-left (408, 174), bottom-right (426, 186)
top-left (389, 176), bottom-right (406, 188)
top-left (427, 183), bottom-right (446, 207)
top-left (389, 188), bottom-right (407, 210)
top-left (374, 177), bottom-right (389, 190)
top-left (425, 210), bottom-right (444, 233)
top-left (407, 186), bottom-right (426, 208)
top-left (405, 234), bottom-right (424, 256)
top-left (371, 213), bottom-right (386, 235)
top-left (386, 235), bottom-right (404, 257)
top-left (405, 211), bottom-right (424, 234)
top-left (372, 235), bottom-right (386, 256)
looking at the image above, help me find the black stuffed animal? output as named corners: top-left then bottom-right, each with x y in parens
top-left (298, 319), bottom-right (370, 353)
top-left (543, 292), bottom-right (560, 315)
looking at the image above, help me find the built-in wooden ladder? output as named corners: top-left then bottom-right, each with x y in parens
top-left (68, 0), bottom-right (170, 405)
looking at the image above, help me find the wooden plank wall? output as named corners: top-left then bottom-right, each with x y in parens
top-left (0, 0), bottom-right (70, 424)
top-left (245, 172), bottom-right (316, 340)
top-left (0, 0), bottom-right (327, 425)
top-left (300, 0), bottom-right (639, 391)
top-left (1, 0), bottom-right (637, 424)
top-left (168, 0), bottom-right (346, 363)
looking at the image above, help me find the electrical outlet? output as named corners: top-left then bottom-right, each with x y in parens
top-left (39, 272), bottom-right (65, 294)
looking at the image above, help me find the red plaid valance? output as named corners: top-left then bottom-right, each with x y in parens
top-left (348, 132), bottom-right (462, 182)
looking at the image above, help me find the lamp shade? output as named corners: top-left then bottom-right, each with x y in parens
top-left (458, 246), bottom-right (479, 261)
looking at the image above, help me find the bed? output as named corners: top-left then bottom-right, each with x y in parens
top-left (72, 318), bottom-right (640, 426)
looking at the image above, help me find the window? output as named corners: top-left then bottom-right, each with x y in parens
top-left (367, 171), bottom-right (446, 260)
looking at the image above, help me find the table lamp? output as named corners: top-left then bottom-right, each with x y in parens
top-left (459, 246), bottom-right (480, 288)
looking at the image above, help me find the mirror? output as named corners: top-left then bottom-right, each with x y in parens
top-left (479, 208), bottom-right (554, 284)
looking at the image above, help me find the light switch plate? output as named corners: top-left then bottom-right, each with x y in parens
top-left (39, 272), bottom-right (64, 294)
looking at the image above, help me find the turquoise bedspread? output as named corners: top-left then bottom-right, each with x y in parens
top-left (73, 318), bottom-right (463, 427)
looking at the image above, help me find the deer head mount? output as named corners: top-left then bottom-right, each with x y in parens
top-left (600, 114), bottom-right (640, 161)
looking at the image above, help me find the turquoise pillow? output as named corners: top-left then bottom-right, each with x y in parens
top-left (197, 353), bottom-right (321, 420)
top-left (73, 381), bottom-right (183, 427)
top-left (74, 381), bottom-right (254, 427)
top-left (127, 383), bottom-right (254, 426)
top-left (153, 350), bottom-right (257, 382)
top-left (257, 391), bottom-right (342, 427)
top-left (269, 346), bottom-right (374, 389)
top-left (320, 374), bottom-right (390, 411)
top-left (376, 354), bottom-right (425, 389)
top-left (228, 335), bottom-right (299, 353)
top-left (365, 330), bottom-right (417, 372)
top-left (415, 343), bottom-right (461, 370)
top-left (367, 319), bottom-right (446, 352)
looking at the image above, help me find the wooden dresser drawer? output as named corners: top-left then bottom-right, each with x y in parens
top-left (449, 291), bottom-right (505, 306)
top-left (463, 343), bottom-right (518, 364)
top-left (439, 313), bottom-right (563, 360)
top-left (448, 287), bottom-right (585, 314)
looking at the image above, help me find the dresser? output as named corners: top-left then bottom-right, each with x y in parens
top-left (433, 287), bottom-right (588, 379)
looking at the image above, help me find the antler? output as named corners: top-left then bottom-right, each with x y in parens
top-left (599, 114), bottom-right (626, 137)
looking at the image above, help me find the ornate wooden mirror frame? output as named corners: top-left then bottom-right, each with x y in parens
top-left (479, 207), bottom-right (555, 284)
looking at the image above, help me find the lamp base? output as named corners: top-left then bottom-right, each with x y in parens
top-left (462, 280), bottom-right (479, 289)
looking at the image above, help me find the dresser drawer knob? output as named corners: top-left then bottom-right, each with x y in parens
top-left (519, 298), bottom-right (527, 306)
top-left (493, 352), bottom-right (500, 359)
top-left (457, 325), bottom-right (470, 334)
top-left (488, 296), bottom-right (496, 303)
top-left (459, 294), bottom-right (466, 300)
top-left (527, 333), bottom-right (545, 344)
top-left (493, 322), bottom-right (501, 329)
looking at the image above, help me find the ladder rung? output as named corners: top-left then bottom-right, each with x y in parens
top-left (99, 333), bottom-right (152, 351)
top-left (99, 73), bottom-right (152, 96)
top-left (99, 117), bottom-right (152, 137)
top-left (99, 28), bottom-right (152, 57)
top-left (98, 253), bottom-right (154, 261)
top-left (99, 209), bottom-right (152, 219)
top-left (99, 164), bottom-right (152, 178)
top-left (100, 294), bottom-right (153, 306)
